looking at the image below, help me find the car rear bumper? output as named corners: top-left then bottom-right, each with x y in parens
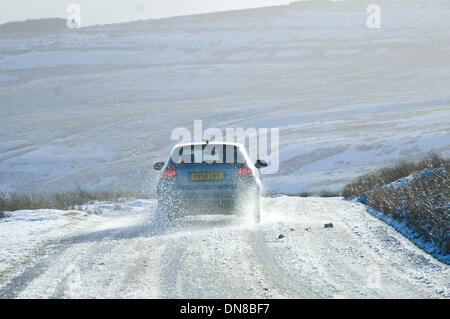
top-left (158, 193), bottom-right (238, 216)
top-left (157, 183), bottom-right (258, 211)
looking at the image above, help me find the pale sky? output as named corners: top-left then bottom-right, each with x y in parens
top-left (0, 0), bottom-right (292, 26)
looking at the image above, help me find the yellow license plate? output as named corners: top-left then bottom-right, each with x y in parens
top-left (191, 172), bottom-right (223, 181)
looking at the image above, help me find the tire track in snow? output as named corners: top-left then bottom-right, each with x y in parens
top-left (0, 243), bottom-right (65, 299)
top-left (246, 230), bottom-right (313, 298)
top-left (159, 240), bottom-right (187, 298)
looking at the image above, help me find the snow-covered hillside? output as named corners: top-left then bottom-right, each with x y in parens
top-left (0, 0), bottom-right (449, 195)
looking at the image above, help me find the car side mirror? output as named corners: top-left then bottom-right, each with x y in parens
top-left (153, 162), bottom-right (165, 170)
top-left (255, 159), bottom-right (268, 169)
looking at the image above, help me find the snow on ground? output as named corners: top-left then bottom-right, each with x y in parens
top-left (0, 196), bottom-right (448, 298)
top-left (0, 0), bottom-right (449, 195)
top-left (364, 205), bottom-right (449, 265)
top-left (0, 199), bottom-right (155, 275)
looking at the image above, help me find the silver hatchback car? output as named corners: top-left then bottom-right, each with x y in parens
top-left (154, 141), bottom-right (267, 223)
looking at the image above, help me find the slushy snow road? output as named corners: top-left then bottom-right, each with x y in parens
top-left (0, 197), bottom-right (448, 298)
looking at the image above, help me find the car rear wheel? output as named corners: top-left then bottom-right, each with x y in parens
top-left (236, 194), bottom-right (260, 224)
top-left (253, 196), bottom-right (261, 224)
top-left (157, 202), bottom-right (180, 222)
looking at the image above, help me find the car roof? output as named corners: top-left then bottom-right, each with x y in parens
top-left (172, 141), bottom-right (244, 148)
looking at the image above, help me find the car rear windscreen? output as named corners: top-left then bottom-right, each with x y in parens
top-left (170, 145), bottom-right (245, 164)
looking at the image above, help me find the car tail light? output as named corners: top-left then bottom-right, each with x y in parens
top-left (238, 166), bottom-right (254, 177)
top-left (163, 167), bottom-right (177, 179)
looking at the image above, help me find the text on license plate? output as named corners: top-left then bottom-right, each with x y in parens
top-left (191, 172), bottom-right (223, 181)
